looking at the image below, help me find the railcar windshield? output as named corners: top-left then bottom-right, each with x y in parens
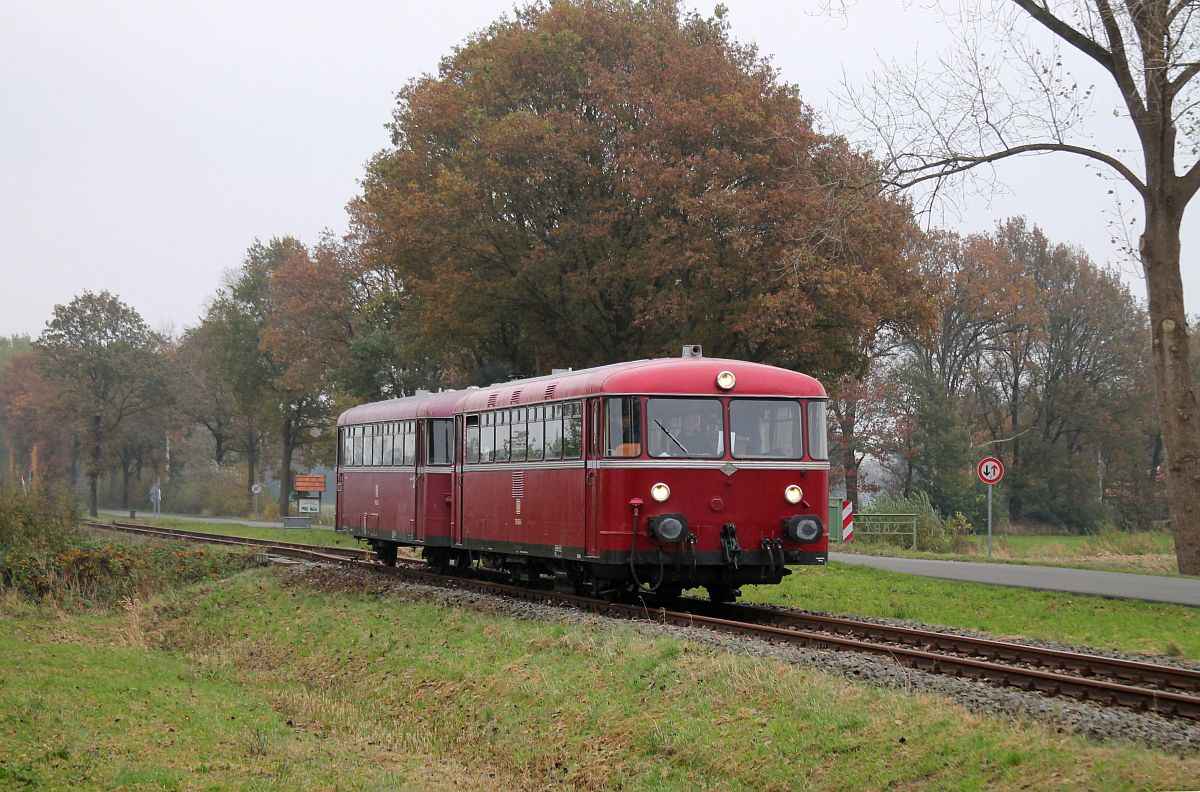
top-left (730, 399), bottom-right (803, 459)
top-left (646, 398), bottom-right (724, 458)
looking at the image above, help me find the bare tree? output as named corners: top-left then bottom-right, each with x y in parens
top-left (839, 0), bottom-right (1200, 573)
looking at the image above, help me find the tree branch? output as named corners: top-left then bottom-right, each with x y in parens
top-left (1009, 0), bottom-right (1114, 71)
top-left (1010, 0), bottom-right (1148, 122)
top-left (889, 141), bottom-right (1147, 196)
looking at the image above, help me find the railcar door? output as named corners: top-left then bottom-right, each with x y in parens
top-left (414, 420), bottom-right (425, 543)
top-left (452, 413), bottom-right (465, 546)
top-left (584, 398), bottom-right (602, 557)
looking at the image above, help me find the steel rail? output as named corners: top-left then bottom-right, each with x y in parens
top-left (84, 519), bottom-right (373, 560)
top-left (83, 518), bottom-right (1200, 720)
top-left (690, 601), bottom-right (1200, 694)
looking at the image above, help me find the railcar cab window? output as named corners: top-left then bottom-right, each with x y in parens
top-left (730, 399), bottom-right (803, 459)
top-left (605, 396), bottom-right (642, 457)
top-left (428, 419), bottom-right (453, 465)
top-left (807, 400), bottom-right (829, 460)
top-left (647, 398), bottom-right (724, 458)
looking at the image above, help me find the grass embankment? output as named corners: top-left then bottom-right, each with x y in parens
top-left (833, 530), bottom-right (1184, 577)
top-left (4, 569), bottom-right (1199, 790)
top-left (97, 515), bottom-right (362, 551)
top-left (746, 561), bottom-right (1200, 658)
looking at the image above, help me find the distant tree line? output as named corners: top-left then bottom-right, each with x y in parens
top-left (0, 0), bottom-right (1184, 549)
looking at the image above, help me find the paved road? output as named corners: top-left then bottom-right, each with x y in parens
top-left (829, 552), bottom-right (1200, 607)
top-left (97, 509), bottom-right (331, 531)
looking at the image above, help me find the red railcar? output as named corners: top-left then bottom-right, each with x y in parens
top-left (336, 356), bottom-right (828, 601)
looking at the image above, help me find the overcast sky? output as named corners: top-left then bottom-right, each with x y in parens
top-left (2, 0), bottom-right (1195, 339)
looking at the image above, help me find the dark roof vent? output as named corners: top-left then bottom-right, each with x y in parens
top-left (510, 389), bottom-right (522, 404)
top-left (487, 393), bottom-right (498, 408)
top-left (544, 384), bottom-right (557, 400)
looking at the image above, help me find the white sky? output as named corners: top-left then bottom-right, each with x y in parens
top-left (1, 0), bottom-right (1195, 338)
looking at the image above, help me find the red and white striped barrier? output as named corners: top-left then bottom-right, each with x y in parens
top-left (841, 500), bottom-right (854, 542)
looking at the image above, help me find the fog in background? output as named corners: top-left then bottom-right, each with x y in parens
top-left (2, 0), bottom-right (1195, 337)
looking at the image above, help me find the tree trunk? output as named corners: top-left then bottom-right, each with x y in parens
top-left (1141, 199), bottom-right (1200, 575)
top-left (840, 401), bottom-right (860, 509)
top-left (1009, 379), bottom-right (1023, 523)
top-left (279, 417), bottom-right (294, 518)
top-left (88, 414), bottom-right (100, 517)
top-left (245, 428), bottom-right (258, 510)
top-left (120, 451), bottom-right (131, 510)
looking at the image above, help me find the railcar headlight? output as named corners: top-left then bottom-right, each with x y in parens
top-left (650, 482), bottom-right (671, 503)
top-left (715, 370), bottom-right (736, 391)
top-left (784, 484), bottom-right (803, 504)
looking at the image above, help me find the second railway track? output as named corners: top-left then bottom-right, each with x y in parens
top-left (84, 517), bottom-right (1200, 721)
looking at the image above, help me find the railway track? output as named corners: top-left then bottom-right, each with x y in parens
top-left (84, 518), bottom-right (1200, 721)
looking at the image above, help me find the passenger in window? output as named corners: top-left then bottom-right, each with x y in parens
top-left (678, 414), bottom-right (717, 456)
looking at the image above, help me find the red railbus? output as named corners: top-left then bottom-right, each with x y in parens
top-left (336, 356), bottom-right (828, 601)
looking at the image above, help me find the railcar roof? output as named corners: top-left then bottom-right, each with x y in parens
top-left (457, 357), bottom-right (825, 412)
top-left (337, 388), bottom-right (462, 426)
top-left (338, 358), bottom-right (825, 426)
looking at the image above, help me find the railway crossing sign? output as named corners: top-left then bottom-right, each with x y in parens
top-left (977, 456), bottom-right (1004, 485)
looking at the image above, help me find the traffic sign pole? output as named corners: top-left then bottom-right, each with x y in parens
top-left (976, 457), bottom-right (1005, 559)
top-left (987, 483), bottom-right (992, 558)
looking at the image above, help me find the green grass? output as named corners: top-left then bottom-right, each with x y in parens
top-left (831, 530), bottom-right (1185, 576)
top-left (99, 515), bottom-right (363, 551)
top-left (2, 570), bottom-right (1198, 790)
top-left (745, 561), bottom-right (1200, 659)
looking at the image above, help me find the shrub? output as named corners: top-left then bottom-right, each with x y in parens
top-left (861, 492), bottom-right (972, 553)
top-left (1, 484), bottom-right (251, 608)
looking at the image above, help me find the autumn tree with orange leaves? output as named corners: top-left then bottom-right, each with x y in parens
top-left (353, 0), bottom-right (927, 384)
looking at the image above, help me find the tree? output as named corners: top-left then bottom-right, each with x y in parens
top-left (839, 0), bottom-right (1200, 572)
top-left (354, 0), bottom-right (927, 384)
top-left (204, 239), bottom-right (334, 516)
top-left (35, 291), bottom-right (170, 516)
top-left (263, 233), bottom-right (444, 402)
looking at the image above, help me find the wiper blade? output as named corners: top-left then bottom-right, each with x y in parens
top-left (654, 419), bottom-right (689, 454)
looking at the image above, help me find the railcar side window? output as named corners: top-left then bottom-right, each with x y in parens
top-left (401, 421), bottom-right (415, 465)
top-left (340, 428), bottom-right (349, 466)
top-left (480, 412), bottom-right (497, 463)
top-left (807, 400), bottom-right (829, 460)
top-left (730, 399), bottom-right (802, 459)
top-left (382, 423), bottom-right (394, 466)
top-left (646, 398), bottom-right (724, 458)
top-left (465, 415), bottom-right (480, 464)
top-left (563, 401), bottom-right (583, 459)
top-left (605, 396), bottom-right (642, 457)
top-left (527, 406), bottom-right (545, 462)
top-left (429, 419), bottom-right (453, 465)
top-left (352, 427), bottom-right (363, 466)
top-left (510, 408), bottom-right (528, 462)
top-left (494, 410), bottom-right (510, 463)
top-left (545, 404), bottom-right (563, 460)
